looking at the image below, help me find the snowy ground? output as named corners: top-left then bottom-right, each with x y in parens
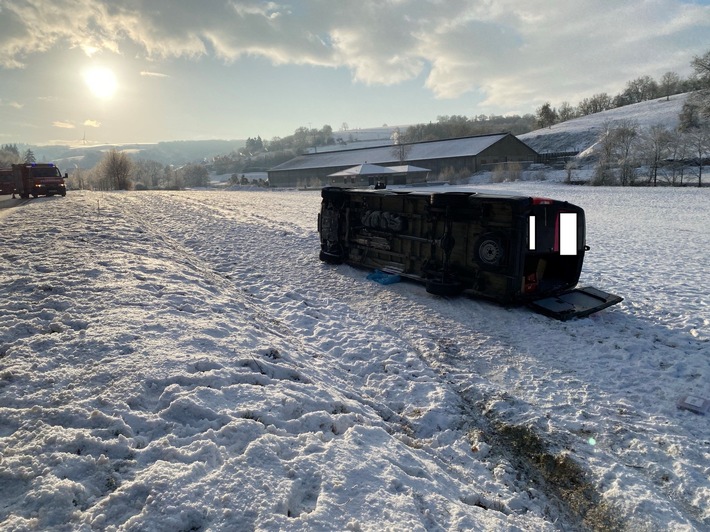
top-left (0, 184), bottom-right (708, 531)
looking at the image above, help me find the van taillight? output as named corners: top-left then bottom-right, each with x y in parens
top-left (524, 273), bottom-right (538, 293)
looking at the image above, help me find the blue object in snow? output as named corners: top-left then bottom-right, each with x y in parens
top-left (366, 270), bottom-right (401, 285)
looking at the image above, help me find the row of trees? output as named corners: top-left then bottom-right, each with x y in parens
top-left (402, 114), bottom-right (536, 143)
top-left (0, 144), bottom-right (37, 167)
top-left (536, 51), bottom-right (710, 129)
top-left (208, 125), bottom-right (339, 176)
top-left (590, 120), bottom-right (708, 187)
top-left (72, 150), bottom-right (270, 191)
top-left (71, 150), bottom-right (212, 191)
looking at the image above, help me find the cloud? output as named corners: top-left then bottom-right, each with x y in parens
top-left (1, 99), bottom-right (24, 108)
top-left (1, 0), bottom-right (708, 109)
top-left (53, 121), bottom-right (75, 129)
top-left (84, 119), bottom-right (101, 128)
top-left (140, 71), bottom-right (169, 78)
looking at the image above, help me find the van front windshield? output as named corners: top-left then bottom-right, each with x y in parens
top-left (30, 167), bottom-right (62, 178)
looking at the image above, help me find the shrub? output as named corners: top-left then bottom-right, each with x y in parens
top-left (491, 162), bottom-right (523, 183)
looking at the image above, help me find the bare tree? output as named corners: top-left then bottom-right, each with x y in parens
top-left (535, 102), bottom-right (558, 128)
top-left (614, 120), bottom-right (640, 186)
top-left (620, 76), bottom-right (659, 105)
top-left (162, 165), bottom-right (182, 190)
top-left (390, 128), bottom-right (412, 162)
top-left (686, 126), bottom-right (710, 187)
top-left (558, 101), bottom-right (577, 122)
top-left (667, 131), bottom-right (689, 186)
top-left (688, 49), bottom-right (710, 119)
top-left (99, 149), bottom-right (133, 190)
top-left (578, 93), bottom-right (614, 116)
top-left (679, 100), bottom-right (703, 131)
top-left (641, 125), bottom-right (672, 186)
top-left (180, 164), bottom-right (210, 187)
top-left (71, 167), bottom-right (88, 190)
top-left (593, 123), bottom-right (618, 185)
top-left (660, 71), bottom-right (680, 101)
top-left (592, 120), bottom-right (640, 185)
top-left (133, 159), bottom-right (165, 189)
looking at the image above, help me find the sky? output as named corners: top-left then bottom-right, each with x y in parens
top-left (0, 0), bottom-right (709, 146)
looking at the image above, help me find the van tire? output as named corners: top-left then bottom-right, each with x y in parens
top-left (321, 187), bottom-right (346, 202)
top-left (475, 233), bottom-right (505, 270)
top-left (426, 279), bottom-right (463, 297)
top-left (320, 248), bottom-right (345, 265)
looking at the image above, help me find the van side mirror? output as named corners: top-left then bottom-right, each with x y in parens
top-left (64, 173), bottom-right (68, 178)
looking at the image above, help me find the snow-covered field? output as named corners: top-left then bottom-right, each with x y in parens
top-left (0, 184), bottom-right (708, 531)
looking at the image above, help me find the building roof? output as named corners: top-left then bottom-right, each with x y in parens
top-left (269, 133), bottom-right (511, 172)
top-left (328, 164), bottom-right (399, 177)
top-left (386, 165), bottom-right (430, 173)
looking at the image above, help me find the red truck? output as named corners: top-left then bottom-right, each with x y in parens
top-left (0, 168), bottom-right (14, 195)
top-left (12, 163), bottom-right (67, 198)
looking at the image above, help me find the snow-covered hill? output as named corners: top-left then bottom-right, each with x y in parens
top-left (519, 93), bottom-right (689, 155)
top-left (0, 185), bottom-right (708, 530)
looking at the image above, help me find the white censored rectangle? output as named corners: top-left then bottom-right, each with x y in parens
top-left (559, 212), bottom-right (577, 255)
top-left (529, 215), bottom-right (536, 250)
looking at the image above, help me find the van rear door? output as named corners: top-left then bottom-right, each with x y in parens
top-left (528, 286), bottom-right (623, 320)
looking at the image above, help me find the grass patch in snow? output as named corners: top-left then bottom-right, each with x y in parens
top-left (495, 423), bottom-right (626, 532)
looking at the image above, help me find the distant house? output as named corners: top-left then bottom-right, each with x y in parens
top-left (267, 133), bottom-right (539, 188)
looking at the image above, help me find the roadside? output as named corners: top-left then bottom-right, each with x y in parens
top-left (0, 195), bottom-right (30, 219)
top-left (0, 194), bottom-right (17, 209)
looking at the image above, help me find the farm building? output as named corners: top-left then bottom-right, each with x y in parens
top-left (267, 133), bottom-right (539, 188)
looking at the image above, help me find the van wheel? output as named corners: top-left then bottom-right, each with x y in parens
top-left (475, 233), bottom-right (505, 270)
top-left (319, 248), bottom-right (345, 264)
top-left (426, 279), bottom-right (463, 297)
top-left (321, 187), bottom-right (345, 201)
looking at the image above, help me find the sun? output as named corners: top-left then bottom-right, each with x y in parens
top-left (82, 66), bottom-right (118, 100)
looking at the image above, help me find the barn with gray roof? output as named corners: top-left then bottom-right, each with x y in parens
top-left (267, 133), bottom-right (539, 187)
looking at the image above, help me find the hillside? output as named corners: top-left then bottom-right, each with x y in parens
top-left (519, 93), bottom-right (689, 155)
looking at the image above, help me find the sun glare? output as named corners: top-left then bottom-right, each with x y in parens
top-left (83, 66), bottom-right (118, 100)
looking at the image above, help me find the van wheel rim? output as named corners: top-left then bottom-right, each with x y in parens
top-left (479, 240), bottom-right (502, 264)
